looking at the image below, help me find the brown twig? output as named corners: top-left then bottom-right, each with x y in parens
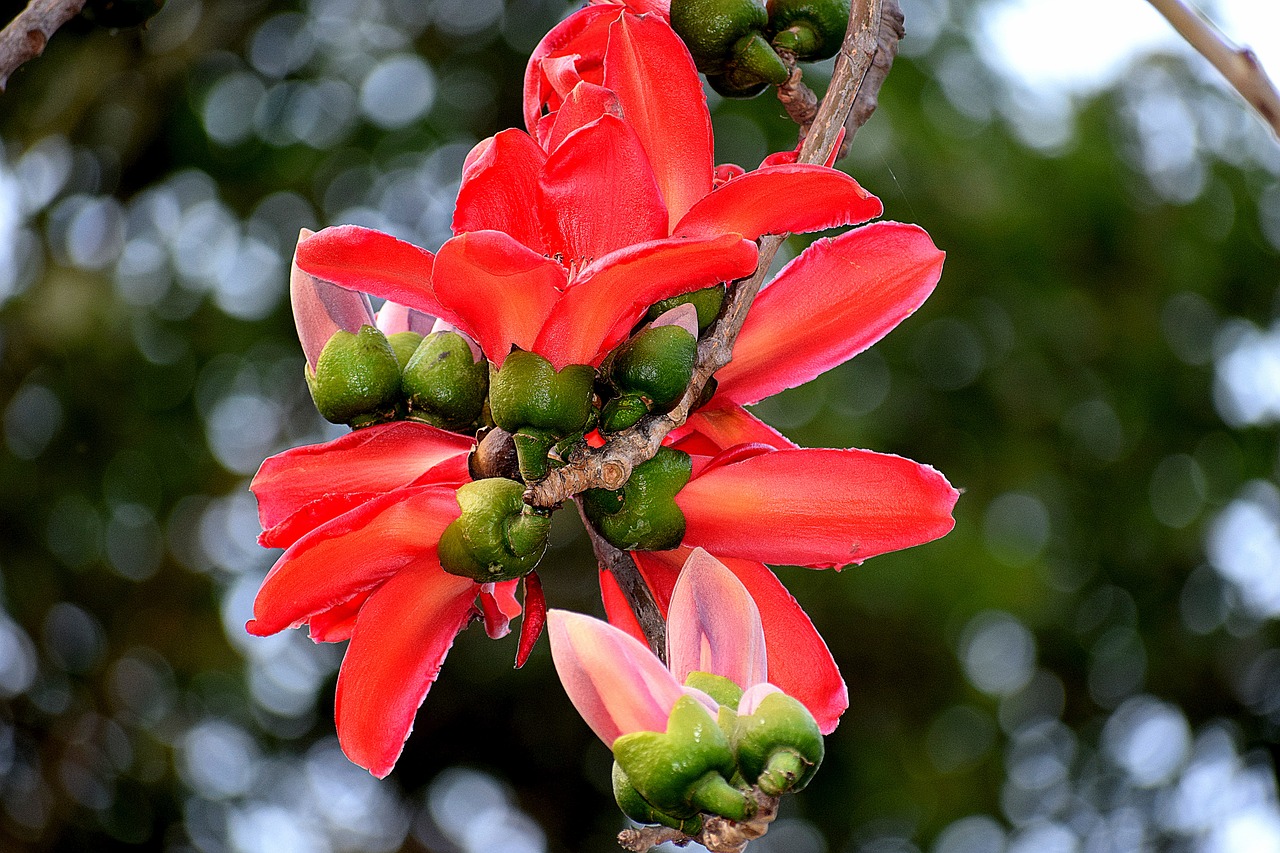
top-left (0, 0), bottom-right (87, 92)
top-left (617, 789), bottom-right (780, 852)
top-left (527, 0), bottom-right (885, 514)
top-left (841, 0), bottom-right (904, 153)
top-left (576, 499), bottom-right (667, 663)
top-left (1146, 0), bottom-right (1280, 137)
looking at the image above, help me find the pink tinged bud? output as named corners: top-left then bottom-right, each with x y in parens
top-left (430, 317), bottom-right (484, 362)
top-left (682, 685), bottom-right (722, 716)
top-left (375, 301), bottom-right (434, 336)
top-left (648, 303), bottom-right (699, 338)
top-left (737, 682), bottom-right (784, 717)
top-left (666, 548), bottom-right (768, 690)
top-left (291, 228), bottom-right (376, 370)
top-left (547, 609), bottom-right (685, 746)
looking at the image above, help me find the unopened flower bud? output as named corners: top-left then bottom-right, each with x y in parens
top-left (767, 0), bottom-right (850, 61)
top-left (402, 331), bottom-right (489, 432)
top-left (684, 671), bottom-right (745, 709)
top-left (386, 332), bottom-right (424, 372)
top-left (488, 350), bottom-right (595, 482)
top-left (581, 448), bottom-right (692, 551)
top-left (732, 688), bottom-right (824, 796)
top-left (439, 478), bottom-right (551, 582)
top-left (671, 0), bottom-right (788, 90)
top-left (613, 695), bottom-right (753, 822)
top-left (305, 325), bottom-right (402, 427)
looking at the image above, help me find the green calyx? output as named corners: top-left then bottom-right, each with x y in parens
top-left (305, 325), bottom-right (402, 427)
top-left (488, 351), bottom-right (595, 481)
top-left (613, 695), bottom-right (754, 822)
top-left (580, 448), bottom-right (692, 551)
top-left (613, 763), bottom-right (704, 834)
top-left (402, 331), bottom-right (489, 432)
top-left (766, 0), bottom-right (851, 61)
top-left (647, 285), bottom-right (726, 334)
top-left (386, 331), bottom-right (424, 372)
top-left (685, 671), bottom-right (745, 709)
top-left (610, 326), bottom-right (698, 410)
top-left (671, 0), bottom-right (769, 75)
top-left (732, 691), bottom-right (824, 796)
top-left (438, 479), bottom-right (551, 582)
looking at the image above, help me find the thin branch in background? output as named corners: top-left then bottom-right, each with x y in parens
top-left (525, 0), bottom-right (886, 512)
top-left (0, 0), bottom-right (86, 91)
top-left (842, 0), bottom-right (904, 152)
top-left (1146, 0), bottom-right (1280, 137)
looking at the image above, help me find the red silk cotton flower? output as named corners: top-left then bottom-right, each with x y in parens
top-left (246, 4), bottom-right (958, 778)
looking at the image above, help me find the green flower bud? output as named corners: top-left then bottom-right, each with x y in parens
top-left (488, 351), bottom-right (595, 481)
top-left (708, 69), bottom-right (771, 99)
top-left (767, 0), bottom-right (851, 61)
top-left (609, 325), bottom-right (697, 411)
top-left (305, 325), bottom-right (402, 427)
top-left (613, 763), bottom-right (704, 834)
top-left (438, 479), bottom-right (551, 582)
top-left (402, 331), bottom-right (489, 432)
top-left (685, 672), bottom-right (745, 709)
top-left (613, 695), bottom-right (754, 822)
top-left (599, 395), bottom-right (651, 433)
top-left (732, 691), bottom-right (824, 796)
top-left (580, 448), bottom-right (692, 551)
top-left (647, 285), bottom-right (726, 333)
top-left (386, 331), bottom-right (424, 372)
top-left (671, 0), bottom-right (788, 88)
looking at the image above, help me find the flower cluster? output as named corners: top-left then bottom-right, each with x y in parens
top-left (247, 0), bottom-right (957, 785)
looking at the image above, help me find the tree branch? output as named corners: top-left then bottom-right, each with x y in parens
top-left (576, 499), bottom-right (667, 663)
top-left (841, 0), bottom-right (904, 151)
top-left (525, 0), bottom-right (885, 511)
top-left (0, 0), bottom-right (87, 92)
top-left (1147, 0), bottom-right (1280, 137)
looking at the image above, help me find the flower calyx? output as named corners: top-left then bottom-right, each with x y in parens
top-left (488, 350), bottom-right (595, 482)
top-left (438, 478), bottom-right (552, 583)
top-left (766, 0), bottom-right (851, 62)
top-left (600, 324), bottom-right (698, 434)
top-left (731, 689), bottom-right (824, 796)
top-left (581, 447), bottom-right (692, 551)
top-left (670, 0), bottom-right (790, 97)
top-left (612, 695), bottom-right (755, 823)
top-left (305, 325), bottom-right (403, 427)
top-left (402, 330), bottom-right (490, 432)
top-left (646, 285), bottom-right (727, 335)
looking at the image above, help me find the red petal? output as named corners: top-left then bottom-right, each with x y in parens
top-left (524, 7), bottom-right (617, 137)
top-left (599, 567), bottom-right (648, 645)
top-left (253, 421), bottom-right (474, 550)
top-left (716, 222), bottom-right (945, 406)
top-left (431, 231), bottom-right (566, 366)
top-left (246, 486), bottom-right (462, 636)
top-left (538, 114), bottom-right (667, 264)
top-left (479, 580), bottom-right (522, 640)
top-left (674, 164), bottom-right (881, 241)
top-left (544, 82), bottom-right (624, 154)
top-left (307, 589), bottom-right (371, 643)
top-left (516, 571), bottom-right (547, 668)
top-left (295, 226), bottom-right (442, 317)
top-left (590, 0), bottom-right (670, 17)
top-left (335, 560), bottom-right (479, 777)
top-left (534, 234), bottom-right (757, 369)
top-left (603, 12), bottom-right (713, 229)
top-left (676, 448), bottom-right (958, 568)
top-left (670, 403), bottom-right (798, 455)
top-left (632, 547), bottom-right (845, 731)
top-left (452, 130), bottom-right (548, 253)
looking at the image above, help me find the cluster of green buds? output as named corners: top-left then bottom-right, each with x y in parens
top-left (670, 0), bottom-right (851, 97)
top-left (293, 257), bottom-right (728, 586)
top-left (612, 676), bottom-right (825, 831)
top-left (306, 322), bottom-right (490, 430)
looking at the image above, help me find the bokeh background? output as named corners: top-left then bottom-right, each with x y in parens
top-left (2, 0), bottom-right (1279, 851)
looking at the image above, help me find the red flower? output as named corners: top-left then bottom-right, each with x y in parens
top-left (247, 7), bottom-right (957, 774)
